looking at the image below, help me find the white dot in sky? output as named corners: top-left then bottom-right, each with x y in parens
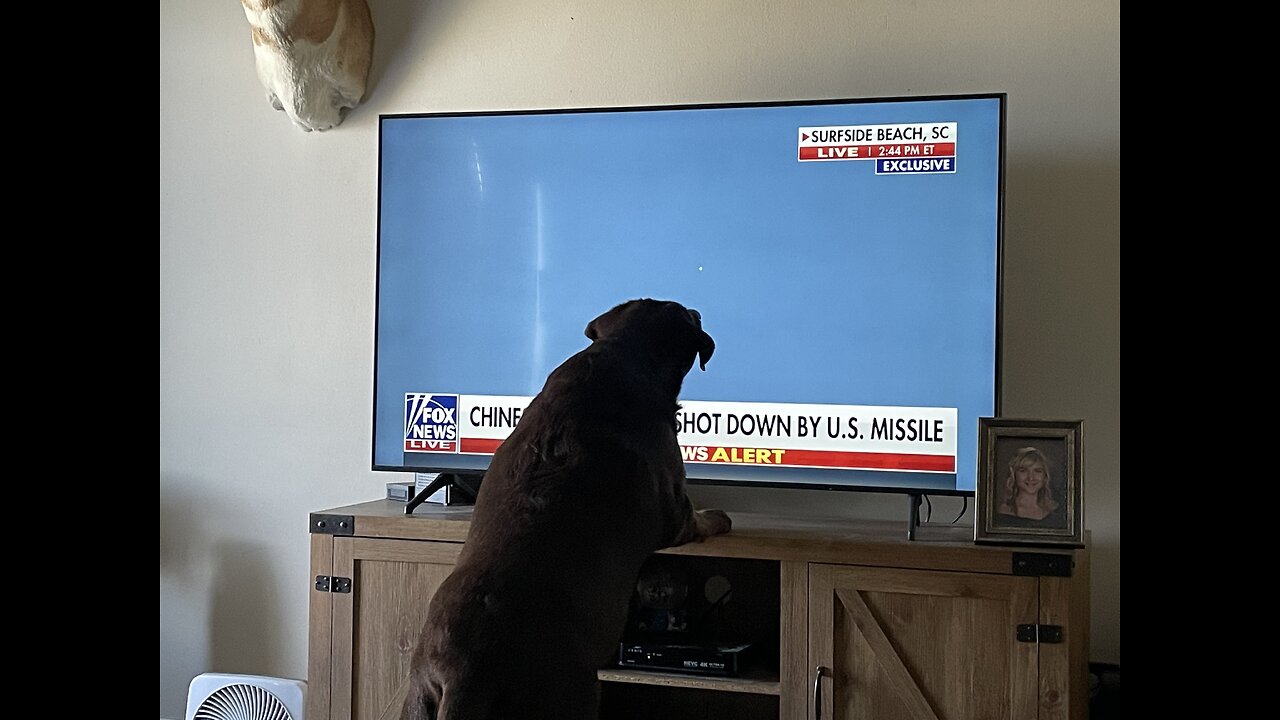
top-left (698, 265), bottom-right (704, 272)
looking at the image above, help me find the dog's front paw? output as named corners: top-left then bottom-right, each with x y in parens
top-left (696, 508), bottom-right (732, 538)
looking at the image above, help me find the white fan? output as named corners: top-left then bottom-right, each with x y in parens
top-left (185, 673), bottom-right (306, 720)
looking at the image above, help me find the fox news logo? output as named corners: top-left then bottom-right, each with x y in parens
top-left (404, 393), bottom-right (459, 452)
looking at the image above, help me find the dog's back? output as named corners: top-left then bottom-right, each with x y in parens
top-left (402, 300), bottom-right (729, 720)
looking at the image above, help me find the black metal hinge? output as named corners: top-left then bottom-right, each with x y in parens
top-left (1012, 552), bottom-right (1073, 577)
top-left (315, 575), bottom-right (352, 593)
top-left (1016, 624), bottom-right (1064, 643)
top-left (310, 513), bottom-right (354, 535)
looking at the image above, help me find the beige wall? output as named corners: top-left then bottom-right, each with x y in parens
top-left (160, 1), bottom-right (1119, 716)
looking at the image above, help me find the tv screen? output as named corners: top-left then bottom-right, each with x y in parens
top-left (374, 93), bottom-right (1003, 495)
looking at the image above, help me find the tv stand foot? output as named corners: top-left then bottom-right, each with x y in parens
top-left (906, 493), bottom-right (923, 541)
top-left (404, 473), bottom-right (480, 514)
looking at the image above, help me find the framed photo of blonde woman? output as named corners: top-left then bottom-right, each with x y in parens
top-left (974, 418), bottom-right (1084, 547)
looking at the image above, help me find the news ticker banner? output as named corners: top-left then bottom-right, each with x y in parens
top-left (405, 393), bottom-right (957, 475)
top-left (797, 122), bottom-right (958, 174)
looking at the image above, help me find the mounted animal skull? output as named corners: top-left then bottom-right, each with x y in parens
top-left (240, 0), bottom-right (374, 132)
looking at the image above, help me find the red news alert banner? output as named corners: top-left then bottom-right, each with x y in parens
top-left (406, 394), bottom-right (957, 475)
top-left (679, 445), bottom-right (955, 472)
top-left (798, 143), bottom-right (956, 160)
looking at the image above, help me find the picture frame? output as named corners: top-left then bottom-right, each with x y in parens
top-left (975, 418), bottom-right (1084, 547)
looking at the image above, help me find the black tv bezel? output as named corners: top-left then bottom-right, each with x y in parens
top-left (371, 92), bottom-right (1005, 498)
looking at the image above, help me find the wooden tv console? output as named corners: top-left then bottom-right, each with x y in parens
top-left (307, 500), bottom-right (1089, 720)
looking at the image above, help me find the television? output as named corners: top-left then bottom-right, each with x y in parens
top-left (374, 93), bottom-right (1004, 496)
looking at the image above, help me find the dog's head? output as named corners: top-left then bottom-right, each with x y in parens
top-left (585, 299), bottom-right (715, 373)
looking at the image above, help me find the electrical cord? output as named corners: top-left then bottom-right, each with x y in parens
top-left (696, 583), bottom-right (734, 635)
top-left (922, 494), bottom-right (969, 525)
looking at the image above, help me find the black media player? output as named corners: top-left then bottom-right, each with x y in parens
top-left (617, 641), bottom-right (756, 676)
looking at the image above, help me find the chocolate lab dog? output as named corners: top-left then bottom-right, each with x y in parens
top-left (401, 298), bottom-right (732, 720)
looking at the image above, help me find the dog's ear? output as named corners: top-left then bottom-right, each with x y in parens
top-left (584, 307), bottom-right (618, 341)
top-left (696, 329), bottom-right (715, 371)
top-left (678, 306), bottom-right (715, 371)
top-left (586, 299), bottom-right (645, 341)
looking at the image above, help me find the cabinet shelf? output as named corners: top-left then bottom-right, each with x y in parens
top-left (598, 667), bottom-right (780, 695)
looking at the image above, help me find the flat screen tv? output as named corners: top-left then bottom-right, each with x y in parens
top-left (374, 93), bottom-right (1004, 496)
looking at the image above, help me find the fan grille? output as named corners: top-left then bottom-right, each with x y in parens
top-left (194, 683), bottom-right (294, 720)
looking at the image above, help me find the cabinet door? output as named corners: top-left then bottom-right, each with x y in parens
top-left (326, 537), bottom-right (461, 720)
top-left (808, 564), bottom-right (1038, 720)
